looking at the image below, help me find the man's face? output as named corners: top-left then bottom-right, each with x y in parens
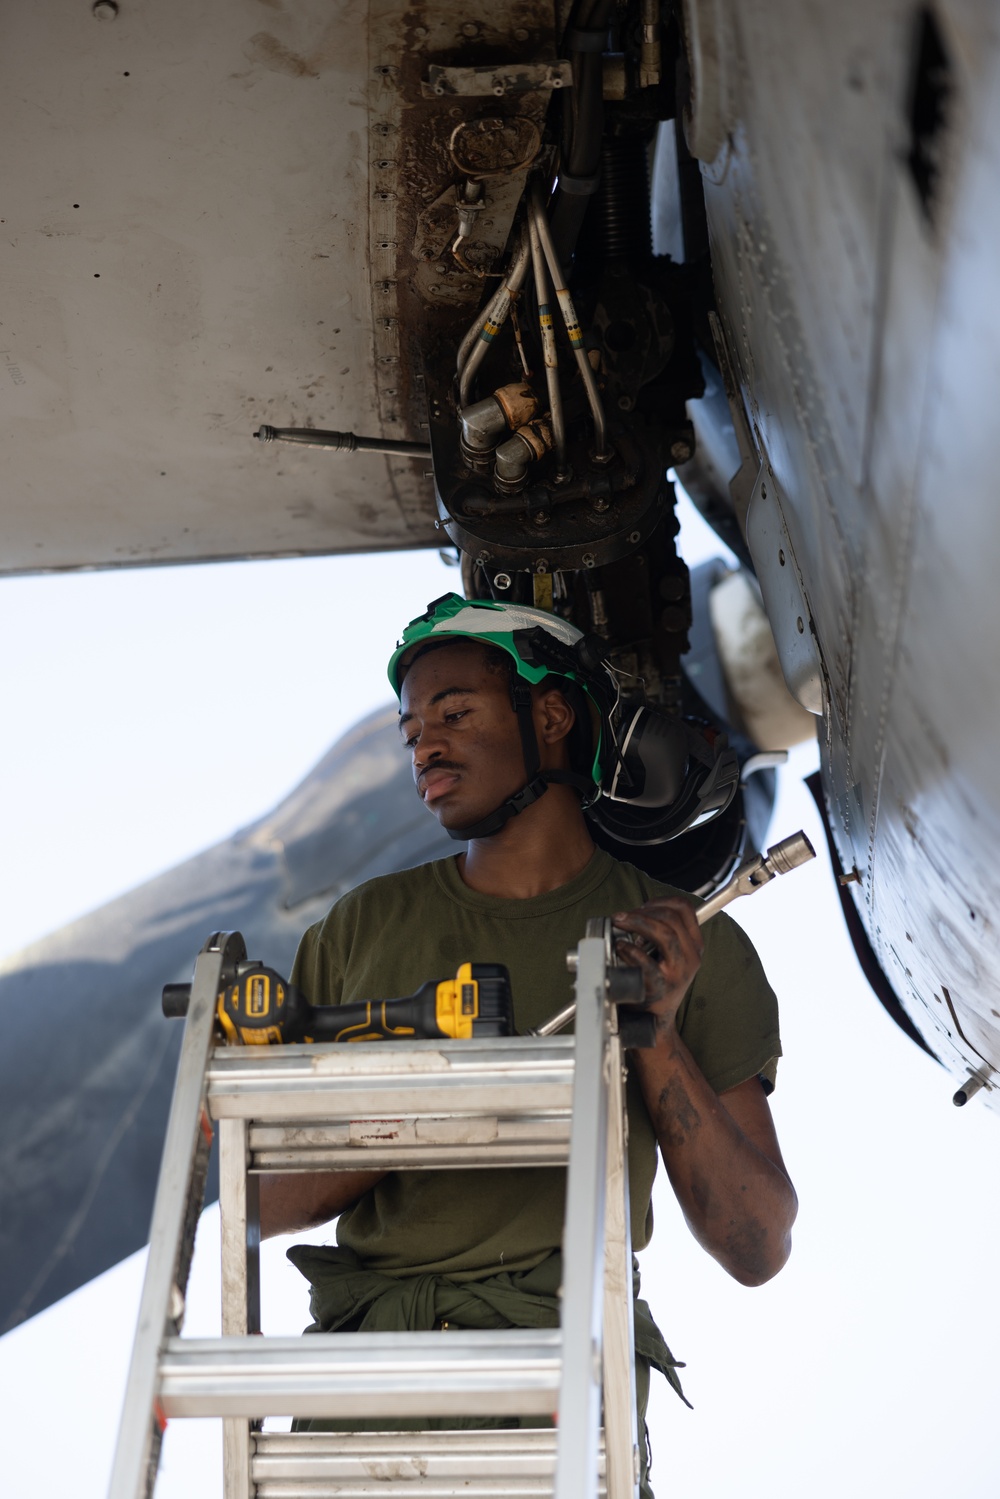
top-left (398, 640), bottom-right (529, 832)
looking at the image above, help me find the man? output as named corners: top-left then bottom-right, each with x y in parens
top-left (261, 593), bottom-right (797, 1493)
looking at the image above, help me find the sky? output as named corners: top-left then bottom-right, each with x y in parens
top-left (1, 496), bottom-right (998, 1499)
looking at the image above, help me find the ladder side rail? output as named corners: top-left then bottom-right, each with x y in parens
top-left (601, 1029), bottom-right (640, 1499)
top-left (108, 935), bottom-right (243, 1499)
top-left (220, 1116), bottom-right (260, 1499)
top-left (554, 936), bottom-right (610, 1499)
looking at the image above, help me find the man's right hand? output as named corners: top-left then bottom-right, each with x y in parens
top-left (612, 895), bottom-right (704, 1032)
top-left (259, 1170), bottom-right (385, 1239)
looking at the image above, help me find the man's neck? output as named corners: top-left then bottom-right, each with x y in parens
top-left (456, 785), bottom-right (597, 899)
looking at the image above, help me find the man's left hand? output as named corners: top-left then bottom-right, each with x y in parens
top-left (612, 896), bottom-right (704, 1028)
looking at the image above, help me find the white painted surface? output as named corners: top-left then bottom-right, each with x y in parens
top-left (0, 0), bottom-right (436, 572)
top-left (697, 0), bottom-right (1000, 1089)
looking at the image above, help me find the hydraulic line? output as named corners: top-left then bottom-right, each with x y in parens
top-left (528, 209), bottom-right (568, 477)
top-left (457, 229), bottom-right (531, 406)
top-left (550, 0), bottom-right (616, 261)
top-left (530, 186), bottom-right (609, 458)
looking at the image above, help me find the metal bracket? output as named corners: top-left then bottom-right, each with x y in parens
top-left (424, 61), bottom-right (572, 98)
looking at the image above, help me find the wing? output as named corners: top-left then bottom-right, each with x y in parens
top-left (0, 707), bottom-right (454, 1333)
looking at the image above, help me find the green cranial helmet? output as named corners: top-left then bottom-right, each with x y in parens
top-left (389, 592), bottom-right (616, 841)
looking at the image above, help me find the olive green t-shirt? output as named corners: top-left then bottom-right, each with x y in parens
top-left (291, 848), bottom-right (780, 1280)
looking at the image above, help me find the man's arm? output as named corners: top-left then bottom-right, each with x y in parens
top-left (615, 897), bottom-right (798, 1286)
top-left (259, 1170), bottom-right (386, 1240)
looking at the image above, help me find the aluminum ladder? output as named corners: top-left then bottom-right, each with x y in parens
top-left (108, 927), bottom-right (641, 1499)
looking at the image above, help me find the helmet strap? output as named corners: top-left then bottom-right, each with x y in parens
top-left (445, 667), bottom-right (599, 842)
top-left (445, 668), bottom-right (549, 842)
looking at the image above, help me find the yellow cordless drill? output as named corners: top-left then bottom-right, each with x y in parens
top-left (162, 960), bottom-right (514, 1045)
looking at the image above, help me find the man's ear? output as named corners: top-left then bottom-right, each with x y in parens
top-left (535, 686), bottom-right (576, 745)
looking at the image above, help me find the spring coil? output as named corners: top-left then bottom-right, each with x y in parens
top-left (589, 137), bottom-right (651, 261)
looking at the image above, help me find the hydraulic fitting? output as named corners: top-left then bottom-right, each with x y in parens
top-left (493, 418), bottom-right (554, 494)
top-left (458, 382), bottom-right (540, 472)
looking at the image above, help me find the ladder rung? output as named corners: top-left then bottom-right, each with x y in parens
top-left (248, 1113), bottom-right (569, 1171)
top-left (159, 1332), bottom-right (561, 1421)
top-left (207, 1037), bottom-right (575, 1125)
top-left (251, 1430), bottom-right (607, 1499)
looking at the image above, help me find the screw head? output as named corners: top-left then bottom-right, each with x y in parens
top-left (533, 510), bottom-right (550, 526)
top-left (92, 0), bottom-right (118, 15)
top-left (627, 530), bottom-right (641, 544)
top-left (514, 27), bottom-right (530, 41)
top-left (670, 440), bottom-right (692, 462)
top-left (535, 559), bottom-right (549, 574)
top-left (582, 553), bottom-right (596, 568)
top-left (461, 21), bottom-right (480, 36)
top-left (493, 572), bottom-right (512, 590)
top-left (618, 395), bottom-right (633, 411)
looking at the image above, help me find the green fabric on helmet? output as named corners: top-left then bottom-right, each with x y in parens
top-left (388, 592), bottom-right (606, 790)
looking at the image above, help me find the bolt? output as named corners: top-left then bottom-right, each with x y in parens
top-left (461, 21), bottom-right (480, 36)
top-left (670, 440), bottom-right (692, 462)
top-left (535, 559), bottom-right (549, 573)
top-left (592, 496), bottom-right (610, 512)
top-left (582, 553), bottom-right (596, 568)
top-left (493, 572), bottom-right (512, 590)
top-left (628, 530), bottom-right (641, 544)
top-left (618, 395), bottom-right (633, 411)
top-left (493, 83), bottom-right (506, 95)
top-left (796, 616), bottom-right (805, 634)
top-left (514, 27), bottom-right (530, 41)
top-left (92, 0), bottom-right (118, 15)
top-left (533, 510), bottom-right (550, 526)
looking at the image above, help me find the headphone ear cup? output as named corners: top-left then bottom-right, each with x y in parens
top-left (609, 709), bottom-right (689, 807)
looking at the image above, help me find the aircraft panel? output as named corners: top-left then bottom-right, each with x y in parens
top-left (693, 0), bottom-right (1000, 1096)
top-left (0, 0), bottom-right (437, 573)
